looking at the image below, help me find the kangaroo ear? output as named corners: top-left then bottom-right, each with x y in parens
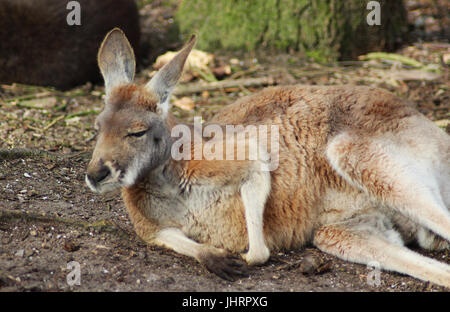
top-left (146, 35), bottom-right (196, 115)
top-left (98, 28), bottom-right (136, 94)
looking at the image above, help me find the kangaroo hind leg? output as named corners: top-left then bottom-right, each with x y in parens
top-left (313, 215), bottom-right (450, 288)
top-left (326, 131), bottom-right (450, 244)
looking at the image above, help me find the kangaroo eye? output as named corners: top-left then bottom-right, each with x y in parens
top-left (128, 130), bottom-right (147, 138)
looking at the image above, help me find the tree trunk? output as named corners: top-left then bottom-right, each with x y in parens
top-left (176, 0), bottom-right (407, 62)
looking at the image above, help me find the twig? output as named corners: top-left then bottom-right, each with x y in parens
top-left (229, 65), bottom-right (262, 80)
top-left (5, 92), bottom-right (52, 104)
top-left (238, 85), bottom-right (253, 96)
top-left (173, 76), bottom-right (275, 96)
top-left (43, 115), bottom-right (65, 131)
top-left (65, 110), bottom-right (99, 119)
top-left (13, 101), bottom-right (48, 110)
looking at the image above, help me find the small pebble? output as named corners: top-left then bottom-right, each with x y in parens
top-left (15, 249), bottom-right (24, 257)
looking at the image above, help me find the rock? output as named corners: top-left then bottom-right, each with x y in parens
top-left (146, 273), bottom-right (160, 283)
top-left (63, 239), bottom-right (80, 252)
top-left (299, 255), bottom-right (320, 275)
top-left (299, 253), bottom-right (332, 275)
top-left (14, 249), bottom-right (24, 258)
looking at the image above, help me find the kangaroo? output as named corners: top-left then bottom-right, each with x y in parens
top-left (0, 0), bottom-right (139, 90)
top-left (86, 28), bottom-right (450, 287)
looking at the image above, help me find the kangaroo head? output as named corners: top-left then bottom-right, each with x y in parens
top-left (86, 28), bottom-right (196, 193)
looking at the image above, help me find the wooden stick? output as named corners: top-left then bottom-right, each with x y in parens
top-left (173, 76), bottom-right (275, 96)
top-left (43, 115), bottom-right (65, 131)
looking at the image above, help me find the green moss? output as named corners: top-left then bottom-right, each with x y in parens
top-left (176, 0), bottom-right (406, 61)
top-left (136, 0), bottom-right (154, 9)
top-left (306, 50), bottom-right (329, 64)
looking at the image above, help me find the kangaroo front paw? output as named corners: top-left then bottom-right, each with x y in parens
top-left (198, 249), bottom-right (249, 281)
top-left (242, 245), bottom-right (270, 266)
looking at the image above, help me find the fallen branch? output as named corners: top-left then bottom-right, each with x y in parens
top-left (229, 65), bottom-right (262, 80)
top-left (5, 92), bottom-right (51, 104)
top-left (65, 109), bottom-right (99, 119)
top-left (288, 68), bottom-right (339, 79)
top-left (43, 115), bottom-right (65, 131)
top-left (173, 76), bottom-right (275, 96)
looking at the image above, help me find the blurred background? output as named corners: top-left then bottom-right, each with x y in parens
top-left (0, 0), bottom-right (448, 151)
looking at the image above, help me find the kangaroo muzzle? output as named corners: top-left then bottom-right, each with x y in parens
top-left (86, 156), bottom-right (123, 193)
top-left (86, 164), bottom-right (111, 186)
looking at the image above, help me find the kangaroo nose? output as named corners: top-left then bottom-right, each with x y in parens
top-left (87, 165), bottom-right (111, 185)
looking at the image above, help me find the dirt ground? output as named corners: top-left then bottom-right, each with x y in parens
top-left (0, 0), bottom-right (449, 292)
top-left (0, 152), bottom-right (449, 292)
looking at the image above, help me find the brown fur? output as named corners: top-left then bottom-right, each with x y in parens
top-left (109, 85), bottom-right (159, 112)
top-left (207, 85), bottom-right (415, 250)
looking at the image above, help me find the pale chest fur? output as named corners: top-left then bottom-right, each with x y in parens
top-left (127, 169), bottom-right (250, 252)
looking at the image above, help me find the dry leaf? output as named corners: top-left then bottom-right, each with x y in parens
top-left (201, 91), bottom-right (210, 99)
top-left (153, 49), bottom-right (214, 82)
top-left (211, 65), bottom-right (232, 78)
top-left (173, 97), bottom-right (195, 110)
top-left (442, 53), bottom-right (450, 65)
top-left (434, 119), bottom-right (449, 128)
